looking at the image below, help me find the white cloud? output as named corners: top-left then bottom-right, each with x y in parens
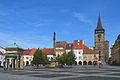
top-left (74, 12), bottom-right (94, 26)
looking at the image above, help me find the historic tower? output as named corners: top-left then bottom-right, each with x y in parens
top-left (94, 16), bottom-right (105, 63)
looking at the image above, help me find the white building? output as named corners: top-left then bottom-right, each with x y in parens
top-left (73, 49), bottom-right (83, 65)
top-left (22, 48), bottom-right (55, 66)
top-left (22, 48), bottom-right (35, 66)
top-left (41, 48), bottom-right (55, 61)
top-left (66, 40), bottom-right (84, 65)
top-left (0, 47), bottom-right (6, 67)
top-left (66, 46), bottom-right (83, 65)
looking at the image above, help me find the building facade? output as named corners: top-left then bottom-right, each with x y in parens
top-left (83, 46), bottom-right (98, 65)
top-left (22, 48), bottom-right (36, 66)
top-left (55, 41), bottom-right (67, 57)
top-left (104, 40), bottom-right (109, 62)
top-left (66, 40), bottom-right (84, 65)
top-left (42, 48), bottom-right (55, 61)
top-left (0, 47), bottom-right (6, 67)
top-left (111, 34), bottom-right (120, 64)
top-left (23, 48), bottom-right (55, 66)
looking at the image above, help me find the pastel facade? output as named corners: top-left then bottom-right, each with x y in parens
top-left (55, 41), bottom-right (67, 57)
top-left (83, 46), bottom-right (98, 65)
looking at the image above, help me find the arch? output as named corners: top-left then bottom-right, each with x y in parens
top-left (88, 61), bottom-right (92, 65)
top-left (83, 61), bottom-right (87, 65)
top-left (26, 61), bottom-right (29, 66)
top-left (23, 61), bottom-right (25, 66)
top-left (79, 61), bottom-right (82, 65)
top-left (74, 61), bottom-right (77, 65)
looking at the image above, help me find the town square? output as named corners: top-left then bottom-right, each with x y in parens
top-left (0, 0), bottom-right (120, 80)
top-left (1, 65), bottom-right (120, 80)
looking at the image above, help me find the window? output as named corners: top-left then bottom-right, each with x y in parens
top-left (88, 56), bottom-right (92, 59)
top-left (26, 57), bottom-right (29, 59)
top-left (79, 56), bottom-right (82, 59)
top-left (98, 34), bottom-right (101, 38)
top-left (75, 57), bottom-right (77, 59)
top-left (79, 52), bottom-right (81, 54)
top-left (84, 56), bottom-right (87, 59)
top-left (99, 39), bottom-right (100, 41)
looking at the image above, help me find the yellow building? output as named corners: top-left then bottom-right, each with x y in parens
top-left (55, 41), bottom-right (67, 57)
top-left (83, 46), bottom-right (94, 65)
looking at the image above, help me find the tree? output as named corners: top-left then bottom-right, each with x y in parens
top-left (32, 48), bottom-right (48, 68)
top-left (66, 51), bottom-right (76, 66)
top-left (57, 51), bottom-right (75, 66)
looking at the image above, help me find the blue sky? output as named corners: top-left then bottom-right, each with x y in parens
top-left (0, 0), bottom-right (120, 48)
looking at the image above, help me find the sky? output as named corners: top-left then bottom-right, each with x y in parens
top-left (0, 0), bottom-right (120, 49)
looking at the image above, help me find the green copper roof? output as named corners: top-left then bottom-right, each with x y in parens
top-left (7, 43), bottom-right (21, 48)
top-left (6, 53), bottom-right (17, 57)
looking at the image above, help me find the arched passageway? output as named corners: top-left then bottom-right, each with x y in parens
top-left (74, 61), bottom-right (77, 65)
top-left (83, 61), bottom-right (87, 65)
top-left (79, 61), bottom-right (82, 65)
top-left (26, 61), bottom-right (29, 66)
top-left (88, 61), bottom-right (92, 65)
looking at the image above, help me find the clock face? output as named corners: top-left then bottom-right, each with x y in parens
top-left (98, 34), bottom-right (101, 38)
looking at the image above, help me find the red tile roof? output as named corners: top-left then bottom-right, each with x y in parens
top-left (23, 49), bottom-right (31, 55)
top-left (23, 48), bottom-right (36, 55)
top-left (29, 48), bottom-right (36, 55)
top-left (41, 48), bottom-right (54, 55)
top-left (83, 45), bottom-right (94, 54)
top-left (23, 48), bottom-right (54, 55)
top-left (55, 41), bottom-right (67, 48)
top-left (72, 40), bottom-right (84, 49)
top-left (66, 43), bottom-right (73, 50)
top-left (66, 40), bottom-right (84, 50)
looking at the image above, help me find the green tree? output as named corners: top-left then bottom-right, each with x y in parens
top-left (66, 51), bottom-right (76, 66)
top-left (57, 51), bottom-right (75, 66)
top-left (32, 48), bottom-right (48, 68)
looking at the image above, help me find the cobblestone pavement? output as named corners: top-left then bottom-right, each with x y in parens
top-left (0, 65), bottom-right (120, 80)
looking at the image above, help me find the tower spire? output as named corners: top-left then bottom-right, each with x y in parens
top-left (96, 15), bottom-right (103, 30)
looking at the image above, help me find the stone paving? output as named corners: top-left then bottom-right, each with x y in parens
top-left (0, 65), bottom-right (120, 80)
